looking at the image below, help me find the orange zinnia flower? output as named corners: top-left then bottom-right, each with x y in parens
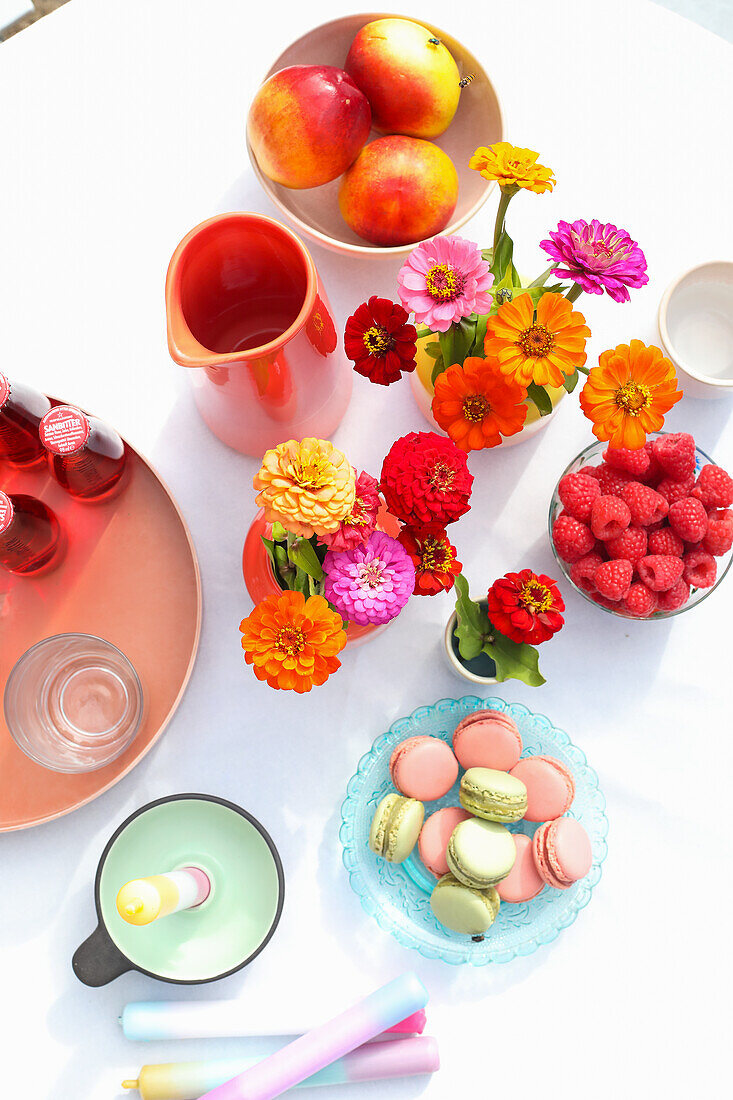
top-left (484, 292), bottom-right (590, 388)
top-left (240, 590), bottom-right (346, 692)
top-left (579, 340), bottom-right (683, 450)
top-left (432, 357), bottom-right (528, 452)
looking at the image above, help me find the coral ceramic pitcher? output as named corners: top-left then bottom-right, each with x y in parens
top-left (165, 213), bottom-right (352, 455)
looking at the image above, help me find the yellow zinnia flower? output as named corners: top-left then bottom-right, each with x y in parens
top-left (469, 142), bottom-right (555, 195)
top-left (579, 341), bottom-right (683, 450)
top-left (254, 438), bottom-right (356, 538)
top-left (484, 292), bottom-right (590, 388)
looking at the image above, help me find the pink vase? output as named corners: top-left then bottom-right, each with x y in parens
top-left (242, 509), bottom-right (401, 649)
top-left (165, 213), bottom-right (352, 456)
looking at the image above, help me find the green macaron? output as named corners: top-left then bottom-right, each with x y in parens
top-left (459, 766), bottom-right (528, 823)
top-left (446, 816), bottom-right (516, 888)
top-left (369, 793), bottom-right (424, 863)
top-left (430, 873), bottom-right (501, 935)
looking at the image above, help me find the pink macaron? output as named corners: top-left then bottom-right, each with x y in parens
top-left (532, 818), bottom-right (592, 890)
top-left (510, 755), bottom-right (575, 822)
top-left (496, 833), bottom-right (545, 903)
top-left (418, 806), bottom-right (471, 878)
top-left (452, 710), bottom-right (522, 772)
top-left (389, 736), bottom-right (459, 802)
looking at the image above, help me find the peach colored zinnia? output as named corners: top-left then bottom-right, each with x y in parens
top-left (484, 292), bottom-right (590, 388)
top-left (254, 438), bottom-right (356, 538)
top-left (240, 590), bottom-right (346, 692)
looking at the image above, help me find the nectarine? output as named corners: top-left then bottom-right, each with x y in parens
top-left (247, 65), bottom-right (371, 189)
top-left (345, 18), bottom-right (461, 139)
top-left (338, 136), bottom-right (459, 247)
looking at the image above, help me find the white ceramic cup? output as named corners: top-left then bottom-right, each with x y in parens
top-left (658, 261), bottom-right (733, 399)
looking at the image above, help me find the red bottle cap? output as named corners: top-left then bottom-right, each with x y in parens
top-left (39, 405), bottom-right (90, 455)
top-left (0, 490), bottom-right (13, 534)
top-left (0, 373), bottom-right (9, 408)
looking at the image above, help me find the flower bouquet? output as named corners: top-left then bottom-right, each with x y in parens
top-left (345, 141), bottom-right (683, 454)
top-left (240, 432), bottom-right (474, 692)
top-left (450, 568), bottom-right (565, 687)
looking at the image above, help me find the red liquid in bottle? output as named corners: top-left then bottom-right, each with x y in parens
top-left (0, 373), bottom-right (51, 467)
top-left (0, 491), bottom-right (62, 575)
top-left (39, 405), bottom-right (128, 501)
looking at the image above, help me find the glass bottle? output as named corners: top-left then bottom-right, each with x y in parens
top-left (0, 372), bottom-right (51, 467)
top-left (0, 491), bottom-right (62, 575)
top-left (39, 404), bottom-right (128, 501)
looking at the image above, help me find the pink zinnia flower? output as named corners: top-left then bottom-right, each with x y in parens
top-left (321, 471), bottom-right (380, 552)
top-left (397, 236), bottom-right (494, 333)
top-left (540, 219), bottom-right (648, 303)
top-left (323, 531), bottom-right (415, 626)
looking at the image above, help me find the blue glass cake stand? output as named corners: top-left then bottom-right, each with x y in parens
top-left (340, 696), bottom-right (608, 966)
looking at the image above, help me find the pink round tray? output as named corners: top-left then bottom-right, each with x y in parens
top-left (0, 409), bottom-right (201, 831)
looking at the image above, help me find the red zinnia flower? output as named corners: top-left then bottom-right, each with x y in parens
top-left (306, 297), bottom-right (338, 356)
top-left (344, 296), bottom-right (417, 385)
top-left (398, 524), bottom-right (462, 595)
top-left (487, 569), bottom-right (565, 645)
top-left (381, 431), bottom-right (474, 527)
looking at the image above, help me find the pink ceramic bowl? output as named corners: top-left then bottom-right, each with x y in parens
top-left (247, 13), bottom-right (504, 257)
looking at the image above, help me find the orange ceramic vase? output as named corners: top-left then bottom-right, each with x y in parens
top-left (166, 213), bottom-right (352, 456)
top-left (242, 508), bottom-right (400, 648)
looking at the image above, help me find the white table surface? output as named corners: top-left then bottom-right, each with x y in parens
top-left (1, 0), bottom-right (732, 1096)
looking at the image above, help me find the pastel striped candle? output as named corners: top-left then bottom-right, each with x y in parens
top-left (122, 1037), bottom-right (439, 1100)
top-left (116, 867), bottom-right (211, 925)
top-left (120, 1000), bottom-right (427, 1042)
top-left (199, 973), bottom-right (429, 1100)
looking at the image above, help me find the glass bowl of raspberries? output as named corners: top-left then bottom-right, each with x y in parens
top-left (549, 432), bottom-right (733, 619)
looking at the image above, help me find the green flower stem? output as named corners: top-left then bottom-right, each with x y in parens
top-left (414, 324), bottom-right (433, 339)
top-left (493, 190), bottom-right (512, 255)
top-left (566, 283), bottom-right (584, 303)
top-left (576, 364), bottom-right (590, 375)
top-left (529, 266), bottom-right (555, 288)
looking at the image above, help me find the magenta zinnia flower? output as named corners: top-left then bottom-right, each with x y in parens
top-left (321, 471), bottom-right (380, 552)
top-left (540, 219), bottom-right (648, 303)
top-left (323, 531), bottom-right (415, 626)
top-left (397, 236), bottom-right (494, 333)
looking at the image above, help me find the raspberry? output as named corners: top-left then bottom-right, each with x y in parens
top-left (656, 475), bottom-right (695, 506)
top-left (639, 441), bottom-right (664, 486)
top-left (691, 464), bottom-right (733, 509)
top-left (636, 554), bottom-right (685, 592)
top-left (652, 432), bottom-right (696, 480)
top-left (647, 528), bottom-right (684, 557)
top-left (587, 465), bottom-right (635, 496)
top-left (682, 549), bottom-right (717, 589)
top-left (592, 592), bottom-right (622, 610)
top-left (703, 509), bottom-right (733, 557)
top-left (619, 482), bottom-right (669, 526)
top-left (569, 552), bottom-right (604, 594)
top-left (552, 514), bottom-right (595, 563)
top-left (590, 495), bottom-right (631, 541)
top-left (668, 497), bottom-right (708, 543)
top-left (605, 525), bottom-right (647, 564)
top-left (603, 446), bottom-right (650, 476)
top-left (595, 559), bottom-right (633, 601)
top-left (557, 471), bottom-right (601, 522)
top-left (621, 582), bottom-right (658, 618)
top-left (657, 579), bottom-right (690, 612)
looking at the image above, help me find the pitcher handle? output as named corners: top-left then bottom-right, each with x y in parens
top-left (72, 922), bottom-right (133, 986)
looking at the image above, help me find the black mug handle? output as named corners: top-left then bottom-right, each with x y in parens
top-left (72, 922), bottom-right (133, 986)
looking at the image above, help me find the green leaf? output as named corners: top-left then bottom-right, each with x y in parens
top-left (471, 312), bottom-right (489, 357)
top-left (423, 341), bottom-right (442, 359)
top-left (438, 328), bottom-right (456, 371)
top-left (453, 574), bottom-right (489, 661)
top-left (452, 317), bottom-right (476, 366)
top-left (490, 230), bottom-right (514, 283)
top-left (562, 370), bottom-right (579, 394)
top-left (481, 247), bottom-right (494, 264)
top-left (430, 353), bottom-right (446, 386)
top-left (271, 521), bottom-right (288, 542)
top-left (527, 381), bottom-right (553, 417)
top-left (484, 630), bottom-right (546, 687)
top-left (288, 537), bottom-right (324, 581)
